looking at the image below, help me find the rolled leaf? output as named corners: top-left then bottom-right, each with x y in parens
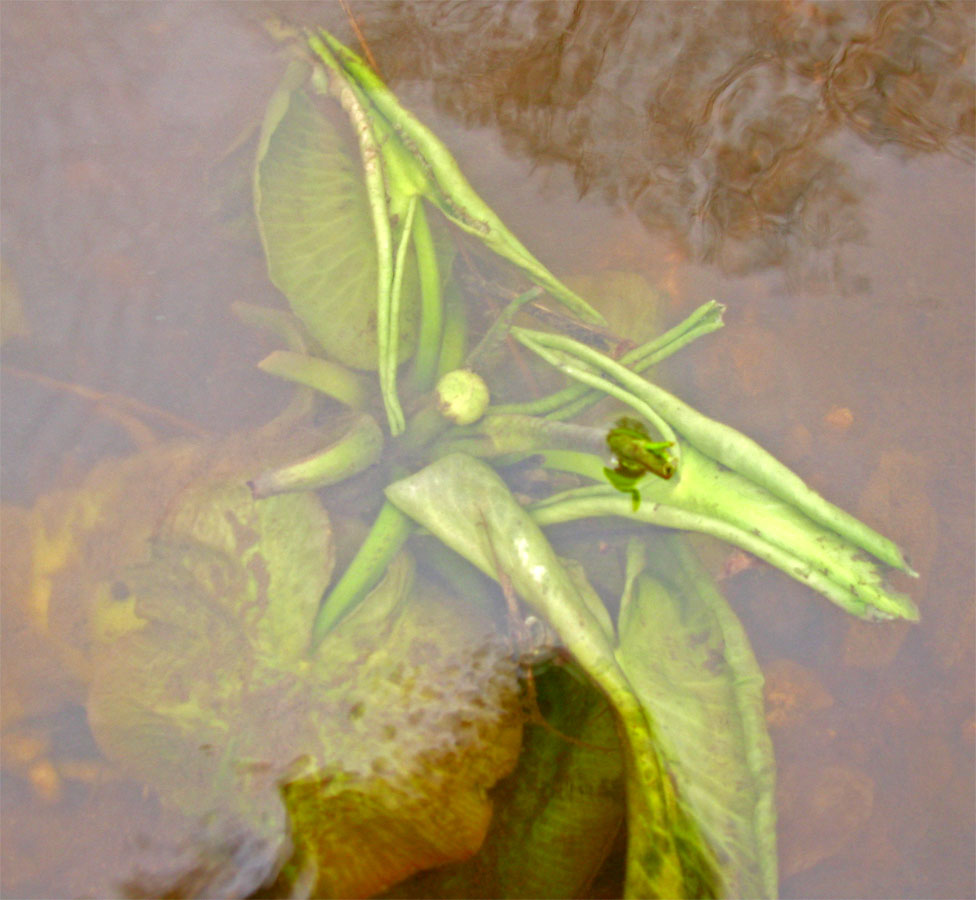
top-left (307, 30), bottom-right (604, 326)
top-left (513, 326), bottom-right (914, 575)
top-left (531, 444), bottom-right (918, 622)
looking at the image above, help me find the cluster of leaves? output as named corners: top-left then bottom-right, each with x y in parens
top-left (7, 26), bottom-right (920, 900)
top-left (243, 28), bottom-right (915, 897)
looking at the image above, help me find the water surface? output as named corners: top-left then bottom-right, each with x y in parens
top-left (2, 3), bottom-right (973, 897)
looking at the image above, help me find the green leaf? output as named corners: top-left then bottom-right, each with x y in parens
top-left (616, 536), bottom-right (778, 899)
top-left (385, 453), bottom-right (722, 898)
top-left (385, 453), bottom-right (618, 660)
top-left (254, 79), bottom-right (419, 370)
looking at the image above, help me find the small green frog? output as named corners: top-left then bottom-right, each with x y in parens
top-left (604, 417), bottom-right (675, 510)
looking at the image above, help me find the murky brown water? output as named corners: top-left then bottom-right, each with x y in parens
top-left (2, 3), bottom-right (973, 898)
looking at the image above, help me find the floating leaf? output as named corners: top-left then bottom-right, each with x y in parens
top-left (616, 536), bottom-right (778, 898)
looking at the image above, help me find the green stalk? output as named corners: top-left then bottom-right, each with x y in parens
top-left (537, 439), bottom-right (912, 619)
top-left (328, 69), bottom-right (401, 433)
top-left (537, 449), bottom-right (606, 482)
top-left (410, 201), bottom-right (443, 391)
top-left (550, 300), bottom-right (725, 421)
top-left (436, 282), bottom-right (468, 376)
top-left (397, 402), bottom-right (451, 455)
top-left (249, 413), bottom-right (383, 498)
top-left (257, 350), bottom-right (368, 408)
top-left (530, 476), bottom-right (917, 622)
top-left (621, 300), bottom-right (724, 372)
top-left (511, 329), bottom-right (681, 465)
top-left (385, 194), bottom-right (419, 434)
top-left (310, 500), bottom-right (414, 647)
top-left (515, 326), bottom-right (914, 574)
top-left (489, 300), bottom-right (724, 419)
top-left (433, 413), bottom-right (606, 459)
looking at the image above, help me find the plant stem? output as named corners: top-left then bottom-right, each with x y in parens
top-left (310, 499), bottom-right (414, 647)
top-left (490, 300), bottom-right (724, 419)
top-left (384, 194), bottom-right (418, 433)
top-left (436, 282), bottom-right (468, 376)
top-left (410, 201), bottom-right (442, 391)
top-left (249, 413), bottom-right (383, 498)
top-left (511, 329), bottom-right (682, 464)
top-left (257, 350), bottom-right (368, 408)
top-left (433, 413), bottom-right (606, 459)
top-left (530, 477), bottom-right (918, 621)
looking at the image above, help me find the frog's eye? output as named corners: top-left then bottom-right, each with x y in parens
top-left (110, 580), bottom-right (131, 602)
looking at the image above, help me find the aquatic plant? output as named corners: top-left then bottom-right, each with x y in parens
top-left (19, 27), bottom-right (919, 899)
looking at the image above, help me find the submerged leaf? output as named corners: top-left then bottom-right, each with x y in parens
top-left (389, 663), bottom-right (625, 899)
top-left (86, 453), bottom-right (337, 823)
top-left (89, 536), bottom-right (523, 899)
top-left (19, 425), bottom-right (529, 897)
top-left (255, 81), bottom-right (419, 370)
top-left (282, 563), bottom-right (524, 898)
top-left (566, 270), bottom-right (664, 348)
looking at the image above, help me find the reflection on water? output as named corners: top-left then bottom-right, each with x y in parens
top-left (359, 1), bottom-right (974, 278)
top-left (1, 2), bottom-right (973, 898)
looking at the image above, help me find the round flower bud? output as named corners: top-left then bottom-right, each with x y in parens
top-left (435, 369), bottom-right (490, 425)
